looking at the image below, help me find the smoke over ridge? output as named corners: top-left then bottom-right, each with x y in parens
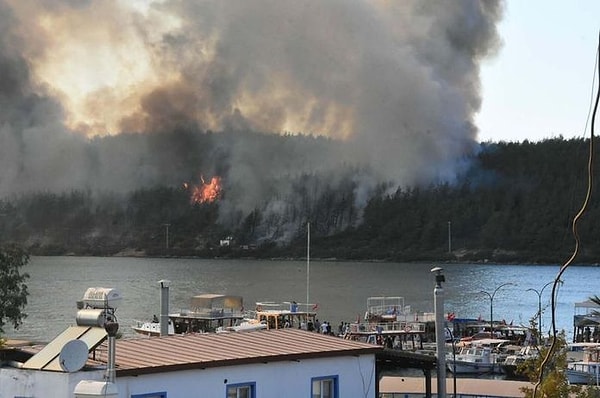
top-left (0, 0), bottom-right (504, 238)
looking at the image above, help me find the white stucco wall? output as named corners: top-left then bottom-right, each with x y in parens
top-left (0, 368), bottom-right (105, 398)
top-left (0, 354), bottom-right (375, 398)
top-left (116, 354), bottom-right (376, 398)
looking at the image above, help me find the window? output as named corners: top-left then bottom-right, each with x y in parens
top-left (131, 393), bottom-right (166, 398)
top-left (312, 375), bottom-right (338, 398)
top-left (226, 382), bottom-right (256, 398)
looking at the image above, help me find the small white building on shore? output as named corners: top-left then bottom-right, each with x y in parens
top-left (1, 328), bottom-right (381, 398)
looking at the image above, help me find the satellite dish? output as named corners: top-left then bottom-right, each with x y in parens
top-left (59, 339), bottom-right (88, 372)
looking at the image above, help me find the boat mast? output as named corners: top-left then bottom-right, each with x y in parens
top-left (306, 222), bottom-right (310, 313)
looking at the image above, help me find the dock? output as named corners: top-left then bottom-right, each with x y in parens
top-left (380, 376), bottom-right (534, 398)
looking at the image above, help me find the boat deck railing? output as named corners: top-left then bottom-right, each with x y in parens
top-left (348, 320), bottom-right (426, 334)
top-left (174, 308), bottom-right (245, 319)
top-left (254, 301), bottom-right (316, 314)
top-left (366, 296), bottom-right (406, 316)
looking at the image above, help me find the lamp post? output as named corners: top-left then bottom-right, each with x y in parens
top-left (480, 282), bottom-right (514, 338)
top-left (431, 267), bottom-right (447, 398)
top-left (527, 280), bottom-right (561, 338)
top-left (446, 327), bottom-right (456, 398)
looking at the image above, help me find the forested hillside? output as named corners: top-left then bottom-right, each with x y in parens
top-left (0, 135), bottom-right (597, 264)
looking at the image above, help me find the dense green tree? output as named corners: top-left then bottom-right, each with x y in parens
top-left (0, 135), bottom-right (599, 261)
top-left (0, 245), bottom-right (30, 338)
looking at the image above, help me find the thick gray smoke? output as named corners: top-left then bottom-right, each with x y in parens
top-left (0, 0), bottom-right (504, 233)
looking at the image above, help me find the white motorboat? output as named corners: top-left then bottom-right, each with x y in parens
top-left (500, 345), bottom-right (539, 380)
top-left (132, 318), bottom-right (174, 336)
top-left (446, 338), bottom-right (509, 374)
top-left (567, 345), bottom-right (600, 385)
top-left (217, 318), bottom-right (268, 333)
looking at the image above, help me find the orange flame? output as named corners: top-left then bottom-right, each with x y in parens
top-left (189, 176), bottom-right (222, 204)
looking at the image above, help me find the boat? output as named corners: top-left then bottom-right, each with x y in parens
top-left (446, 338), bottom-right (510, 374)
top-left (342, 296), bottom-right (430, 350)
top-left (132, 293), bottom-right (245, 336)
top-left (452, 320), bottom-right (530, 345)
top-left (254, 301), bottom-right (318, 330)
top-left (500, 345), bottom-right (539, 380)
top-left (216, 318), bottom-right (268, 333)
top-left (567, 344), bottom-right (600, 385)
top-left (246, 226), bottom-right (319, 332)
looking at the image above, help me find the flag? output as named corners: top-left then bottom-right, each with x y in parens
top-left (447, 312), bottom-right (456, 321)
top-left (312, 303), bottom-right (319, 311)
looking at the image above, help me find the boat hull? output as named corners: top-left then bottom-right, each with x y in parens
top-left (566, 364), bottom-right (600, 385)
top-left (501, 364), bottom-right (529, 380)
top-left (132, 321), bottom-right (173, 336)
top-left (446, 360), bottom-right (496, 374)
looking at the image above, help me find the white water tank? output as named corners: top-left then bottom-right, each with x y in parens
top-left (76, 308), bottom-right (109, 327)
top-left (81, 287), bottom-right (122, 310)
top-left (74, 380), bottom-right (118, 397)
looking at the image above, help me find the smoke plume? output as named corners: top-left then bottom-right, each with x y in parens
top-left (0, 0), bottom-right (504, 236)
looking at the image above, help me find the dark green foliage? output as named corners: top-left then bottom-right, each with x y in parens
top-left (0, 245), bottom-right (29, 334)
top-left (0, 136), bottom-right (598, 262)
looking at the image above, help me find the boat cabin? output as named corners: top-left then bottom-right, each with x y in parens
top-left (343, 296), bottom-right (428, 350)
top-left (254, 301), bottom-right (317, 330)
top-left (133, 294), bottom-right (246, 336)
top-left (170, 294), bottom-right (245, 333)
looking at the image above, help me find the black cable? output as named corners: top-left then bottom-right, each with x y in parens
top-left (533, 31), bottom-right (600, 397)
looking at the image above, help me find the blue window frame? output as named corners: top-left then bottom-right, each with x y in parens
top-left (311, 375), bottom-right (339, 398)
top-left (226, 381), bottom-right (256, 398)
top-left (131, 393), bottom-right (167, 398)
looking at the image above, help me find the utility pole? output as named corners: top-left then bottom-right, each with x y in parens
top-left (447, 221), bottom-right (452, 253)
top-left (163, 224), bottom-right (170, 250)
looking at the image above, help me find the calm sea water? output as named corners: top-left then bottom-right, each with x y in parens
top-left (4, 256), bottom-right (599, 343)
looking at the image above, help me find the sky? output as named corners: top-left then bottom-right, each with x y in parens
top-left (476, 0), bottom-right (600, 143)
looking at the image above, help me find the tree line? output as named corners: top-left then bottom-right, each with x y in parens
top-left (0, 137), bottom-right (599, 264)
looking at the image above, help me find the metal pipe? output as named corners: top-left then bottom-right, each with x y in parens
top-left (104, 321), bottom-right (119, 384)
top-left (159, 279), bottom-right (171, 336)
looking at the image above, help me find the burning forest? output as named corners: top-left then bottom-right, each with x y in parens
top-left (0, 0), bottom-right (505, 255)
